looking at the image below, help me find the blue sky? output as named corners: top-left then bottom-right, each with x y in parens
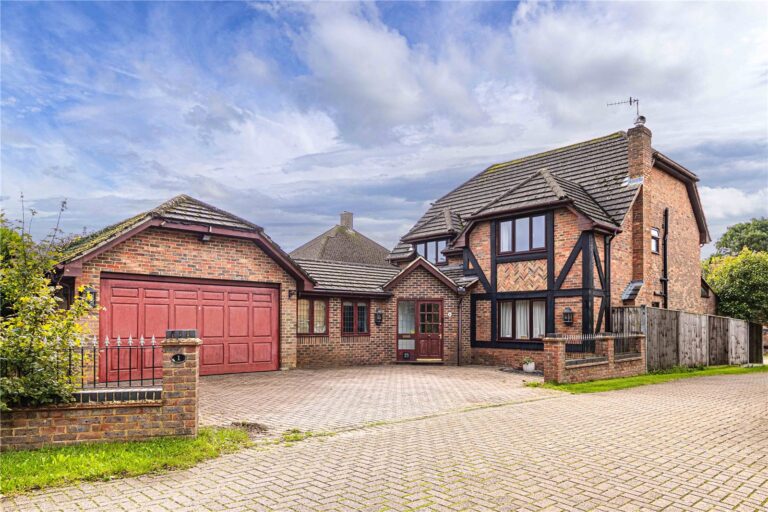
top-left (2, 1), bottom-right (767, 255)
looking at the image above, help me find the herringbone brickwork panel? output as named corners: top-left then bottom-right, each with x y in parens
top-left (497, 260), bottom-right (547, 292)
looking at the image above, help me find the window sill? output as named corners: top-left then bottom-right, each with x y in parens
top-left (297, 333), bottom-right (330, 337)
top-left (342, 332), bottom-right (370, 337)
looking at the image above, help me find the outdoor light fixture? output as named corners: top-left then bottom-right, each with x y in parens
top-left (200, 234), bottom-right (211, 242)
top-left (563, 307), bottom-right (574, 326)
top-left (81, 286), bottom-right (98, 308)
top-left (288, 290), bottom-right (297, 299)
top-left (375, 308), bottom-right (384, 326)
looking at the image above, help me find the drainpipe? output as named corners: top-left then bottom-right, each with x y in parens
top-left (661, 208), bottom-right (669, 309)
top-left (457, 287), bottom-right (466, 366)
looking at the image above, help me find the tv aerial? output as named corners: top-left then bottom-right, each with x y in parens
top-left (607, 97), bottom-right (645, 126)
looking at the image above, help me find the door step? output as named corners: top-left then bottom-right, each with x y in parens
top-left (395, 359), bottom-right (443, 364)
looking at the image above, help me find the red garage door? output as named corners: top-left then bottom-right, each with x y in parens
top-left (100, 276), bottom-right (280, 378)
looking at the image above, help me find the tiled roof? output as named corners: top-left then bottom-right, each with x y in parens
top-left (439, 264), bottom-right (479, 289)
top-left (60, 195), bottom-right (261, 262)
top-left (402, 207), bottom-right (462, 242)
top-left (294, 259), bottom-right (400, 294)
top-left (290, 225), bottom-right (392, 267)
top-left (395, 131), bottom-right (637, 246)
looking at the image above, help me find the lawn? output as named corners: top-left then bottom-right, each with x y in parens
top-left (0, 426), bottom-right (251, 495)
top-left (529, 364), bottom-right (767, 394)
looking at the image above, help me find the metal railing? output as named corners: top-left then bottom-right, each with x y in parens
top-left (550, 332), bottom-right (642, 361)
top-left (1, 336), bottom-right (162, 390)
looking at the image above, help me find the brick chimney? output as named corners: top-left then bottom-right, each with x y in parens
top-left (627, 119), bottom-right (652, 179)
top-left (340, 211), bottom-right (353, 229)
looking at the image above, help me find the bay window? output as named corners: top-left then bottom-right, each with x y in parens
top-left (498, 214), bottom-right (546, 254)
top-left (498, 299), bottom-right (547, 340)
top-left (297, 298), bottom-right (328, 335)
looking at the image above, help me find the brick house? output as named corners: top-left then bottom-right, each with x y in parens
top-left (59, 120), bottom-right (713, 373)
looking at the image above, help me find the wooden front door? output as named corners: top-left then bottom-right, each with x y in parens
top-left (416, 301), bottom-right (442, 360)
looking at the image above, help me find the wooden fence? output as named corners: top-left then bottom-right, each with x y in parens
top-left (611, 306), bottom-right (763, 370)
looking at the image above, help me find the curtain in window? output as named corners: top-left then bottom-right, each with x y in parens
top-left (357, 302), bottom-right (368, 333)
top-left (499, 302), bottom-right (513, 338)
top-left (398, 301), bottom-right (415, 334)
top-left (297, 299), bottom-right (310, 334)
top-left (313, 300), bottom-right (326, 334)
top-left (342, 302), bottom-right (354, 333)
top-left (516, 300), bottom-right (529, 339)
top-left (532, 301), bottom-right (546, 338)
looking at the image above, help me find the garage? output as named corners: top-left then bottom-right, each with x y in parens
top-left (100, 276), bottom-right (280, 377)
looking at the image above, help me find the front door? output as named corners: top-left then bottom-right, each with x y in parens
top-left (416, 301), bottom-right (442, 360)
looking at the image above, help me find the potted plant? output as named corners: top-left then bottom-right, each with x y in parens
top-left (522, 357), bottom-right (536, 373)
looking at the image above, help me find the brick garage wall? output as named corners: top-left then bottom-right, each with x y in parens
top-left (296, 297), bottom-right (393, 367)
top-left (75, 227), bottom-right (299, 369)
top-left (1, 338), bottom-right (201, 451)
top-left (297, 267), bottom-right (469, 367)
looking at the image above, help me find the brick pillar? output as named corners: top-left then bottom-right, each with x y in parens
top-left (637, 334), bottom-right (647, 375)
top-left (542, 338), bottom-right (565, 383)
top-left (603, 335), bottom-right (615, 372)
top-left (162, 336), bottom-right (202, 437)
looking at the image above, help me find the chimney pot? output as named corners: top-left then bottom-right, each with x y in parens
top-left (340, 211), bottom-right (353, 229)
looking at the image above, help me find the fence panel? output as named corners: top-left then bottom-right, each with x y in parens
top-left (728, 319), bottom-right (749, 365)
top-left (748, 322), bottom-right (764, 364)
top-left (678, 312), bottom-right (708, 367)
top-left (646, 307), bottom-right (679, 370)
top-left (611, 307), bottom-right (646, 334)
top-left (708, 316), bottom-right (729, 365)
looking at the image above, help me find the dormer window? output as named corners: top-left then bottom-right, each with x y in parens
top-left (414, 239), bottom-right (448, 265)
top-left (498, 214), bottom-right (546, 254)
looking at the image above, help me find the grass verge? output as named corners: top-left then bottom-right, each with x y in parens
top-left (526, 364), bottom-right (767, 394)
top-left (0, 426), bottom-right (251, 495)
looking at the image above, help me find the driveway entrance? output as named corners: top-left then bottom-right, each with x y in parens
top-left (199, 365), bottom-right (551, 432)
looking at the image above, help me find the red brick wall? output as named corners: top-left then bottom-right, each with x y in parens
top-left (554, 209), bottom-right (582, 289)
top-left (472, 347), bottom-right (546, 370)
top-left (611, 200), bottom-right (636, 307)
top-left (75, 227), bottom-right (299, 369)
top-left (542, 335), bottom-right (646, 384)
top-left (1, 338), bottom-right (201, 451)
top-left (296, 267), bottom-right (469, 367)
top-left (468, 222), bottom-right (491, 284)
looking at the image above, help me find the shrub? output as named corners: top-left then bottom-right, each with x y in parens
top-left (0, 207), bottom-right (95, 410)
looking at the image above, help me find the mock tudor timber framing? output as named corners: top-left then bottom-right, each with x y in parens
top-left (468, 209), bottom-right (612, 350)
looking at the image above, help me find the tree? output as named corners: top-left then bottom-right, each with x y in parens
top-left (0, 206), bottom-right (95, 410)
top-left (703, 248), bottom-right (768, 324)
top-left (715, 217), bottom-right (768, 255)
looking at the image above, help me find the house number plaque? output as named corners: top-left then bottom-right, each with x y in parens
top-left (171, 353), bottom-right (187, 364)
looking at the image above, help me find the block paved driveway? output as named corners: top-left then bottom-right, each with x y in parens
top-left (198, 365), bottom-right (554, 433)
top-left (6, 369), bottom-right (768, 512)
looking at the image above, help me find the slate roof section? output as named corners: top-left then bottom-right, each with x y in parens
top-left (402, 207), bottom-right (463, 242)
top-left (60, 195), bottom-right (261, 262)
top-left (290, 225), bottom-right (392, 267)
top-left (395, 131), bottom-right (637, 246)
top-left (439, 265), bottom-right (479, 289)
top-left (294, 259), bottom-right (400, 294)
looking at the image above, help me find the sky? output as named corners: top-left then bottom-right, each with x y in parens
top-left (2, 1), bottom-right (767, 256)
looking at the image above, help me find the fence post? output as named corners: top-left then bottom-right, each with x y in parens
top-left (542, 337), bottom-right (566, 383)
top-left (161, 332), bottom-right (202, 437)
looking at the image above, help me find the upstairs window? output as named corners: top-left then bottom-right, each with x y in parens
top-left (498, 215), bottom-right (546, 254)
top-left (413, 239), bottom-right (448, 265)
top-left (651, 228), bottom-right (660, 254)
top-left (342, 300), bottom-right (369, 335)
top-left (297, 298), bottom-right (328, 335)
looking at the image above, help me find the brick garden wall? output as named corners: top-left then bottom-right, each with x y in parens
top-left (75, 227), bottom-right (300, 369)
top-left (1, 338), bottom-right (201, 451)
top-left (542, 335), bottom-right (646, 384)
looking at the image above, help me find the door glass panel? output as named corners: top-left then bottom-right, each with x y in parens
top-left (419, 303), bottom-right (440, 334)
top-left (398, 301), bottom-right (415, 334)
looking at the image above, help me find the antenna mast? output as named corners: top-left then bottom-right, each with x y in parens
top-left (607, 97), bottom-right (645, 125)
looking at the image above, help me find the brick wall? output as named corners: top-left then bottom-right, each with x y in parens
top-left (75, 227), bottom-right (299, 369)
top-left (472, 347), bottom-right (547, 369)
top-left (296, 267), bottom-right (469, 367)
top-left (554, 208), bottom-right (582, 289)
top-left (468, 221), bottom-right (491, 283)
top-left (497, 260), bottom-right (547, 292)
top-left (1, 337), bottom-right (201, 451)
top-left (542, 335), bottom-right (646, 384)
